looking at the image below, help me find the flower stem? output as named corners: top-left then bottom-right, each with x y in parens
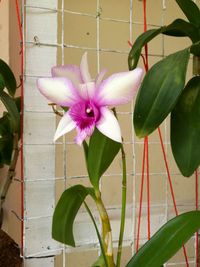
top-left (116, 144), bottom-right (127, 267)
top-left (95, 189), bottom-right (115, 267)
top-left (84, 201), bottom-right (109, 267)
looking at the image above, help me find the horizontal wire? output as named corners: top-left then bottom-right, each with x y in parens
top-left (11, 201), bottom-right (200, 222)
top-left (24, 4), bottom-right (162, 28)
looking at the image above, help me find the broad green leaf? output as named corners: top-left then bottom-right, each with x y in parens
top-left (0, 74), bottom-right (5, 92)
top-left (0, 91), bottom-right (20, 132)
top-left (0, 59), bottom-right (16, 96)
top-left (14, 97), bottom-right (21, 112)
top-left (163, 19), bottom-right (199, 43)
top-left (83, 140), bottom-right (89, 164)
top-left (126, 211), bottom-right (200, 267)
top-left (52, 185), bottom-right (94, 247)
top-left (87, 128), bottom-right (121, 189)
top-left (171, 77), bottom-right (200, 177)
top-left (175, 0), bottom-right (200, 27)
top-left (134, 49), bottom-right (190, 138)
top-left (0, 136), bottom-right (14, 165)
top-left (0, 113), bottom-right (14, 165)
top-left (128, 20), bottom-right (197, 70)
top-left (128, 28), bottom-right (163, 70)
top-left (190, 42), bottom-right (200, 56)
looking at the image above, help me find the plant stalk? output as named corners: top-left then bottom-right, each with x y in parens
top-left (116, 144), bottom-right (127, 267)
top-left (95, 189), bottom-right (115, 267)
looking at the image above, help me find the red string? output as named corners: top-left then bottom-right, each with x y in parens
top-left (195, 170), bottom-right (199, 266)
top-left (158, 128), bottom-right (189, 266)
top-left (15, 0), bottom-right (24, 255)
top-left (142, 0), bottom-right (151, 242)
top-left (136, 140), bottom-right (146, 252)
top-left (145, 137), bottom-right (151, 240)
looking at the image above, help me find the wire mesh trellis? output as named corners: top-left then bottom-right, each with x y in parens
top-left (12, 0), bottom-right (200, 266)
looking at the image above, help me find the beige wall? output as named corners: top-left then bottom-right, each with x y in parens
top-left (0, 0), bottom-right (9, 62)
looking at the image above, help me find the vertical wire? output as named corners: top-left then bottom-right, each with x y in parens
top-left (142, 0), bottom-right (151, 240)
top-left (161, 2), bottom-right (168, 266)
top-left (96, 0), bottom-right (101, 257)
top-left (129, 0), bottom-right (136, 256)
top-left (96, 0), bottom-right (100, 74)
top-left (61, 0), bottom-right (66, 266)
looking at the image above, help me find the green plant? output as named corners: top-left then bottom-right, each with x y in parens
top-left (0, 59), bottom-right (20, 227)
top-left (129, 0), bottom-right (200, 177)
top-left (37, 0), bottom-right (200, 266)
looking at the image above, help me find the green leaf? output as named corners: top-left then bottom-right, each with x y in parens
top-left (134, 48), bottom-right (190, 138)
top-left (171, 77), bottom-right (200, 177)
top-left (128, 28), bottom-right (163, 70)
top-left (175, 0), bottom-right (200, 27)
top-left (14, 97), bottom-right (21, 112)
top-left (190, 42), bottom-right (200, 56)
top-left (0, 59), bottom-right (16, 96)
top-left (0, 113), bottom-right (14, 165)
top-left (87, 128), bottom-right (121, 189)
top-left (126, 211), bottom-right (200, 267)
top-left (52, 185), bottom-right (94, 247)
top-left (0, 74), bottom-right (5, 92)
top-left (163, 19), bottom-right (199, 43)
top-left (128, 20), bottom-right (197, 71)
top-left (84, 201), bottom-right (108, 267)
top-left (92, 255), bottom-right (107, 267)
top-left (0, 91), bottom-right (20, 132)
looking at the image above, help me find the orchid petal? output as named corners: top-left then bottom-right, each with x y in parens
top-left (75, 126), bottom-right (94, 145)
top-left (37, 77), bottom-right (80, 107)
top-left (95, 68), bottom-right (107, 88)
top-left (51, 64), bottom-right (83, 86)
top-left (78, 82), bottom-right (96, 100)
top-left (80, 52), bottom-right (92, 83)
top-left (54, 112), bottom-right (76, 141)
top-left (97, 68), bottom-right (143, 106)
top-left (96, 107), bottom-right (122, 143)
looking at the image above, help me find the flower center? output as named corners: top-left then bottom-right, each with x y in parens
top-left (85, 107), bottom-right (94, 117)
top-left (69, 101), bottom-right (100, 130)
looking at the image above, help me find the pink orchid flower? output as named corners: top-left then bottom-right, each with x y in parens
top-left (37, 53), bottom-right (143, 145)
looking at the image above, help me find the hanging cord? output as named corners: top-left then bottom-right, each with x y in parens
top-left (135, 140), bottom-right (146, 252)
top-left (142, 0), bottom-right (151, 241)
top-left (15, 0), bottom-right (24, 255)
top-left (158, 128), bottom-right (189, 266)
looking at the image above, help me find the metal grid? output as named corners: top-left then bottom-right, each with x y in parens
top-left (17, 0), bottom-right (200, 266)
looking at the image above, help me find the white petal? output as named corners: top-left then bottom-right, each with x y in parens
top-left (54, 112), bottom-right (76, 141)
top-left (78, 82), bottom-right (96, 100)
top-left (51, 65), bottom-right (83, 86)
top-left (80, 52), bottom-right (92, 83)
top-left (97, 68), bottom-right (144, 106)
top-left (96, 107), bottom-right (122, 143)
top-left (37, 77), bottom-right (80, 106)
top-left (95, 68), bottom-right (107, 88)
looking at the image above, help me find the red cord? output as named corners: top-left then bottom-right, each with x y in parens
top-left (158, 128), bottom-right (189, 266)
top-left (145, 137), bottom-right (151, 240)
top-left (196, 170), bottom-right (199, 266)
top-left (136, 140), bottom-right (146, 252)
top-left (15, 0), bottom-right (24, 255)
top-left (142, 0), bottom-right (151, 242)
